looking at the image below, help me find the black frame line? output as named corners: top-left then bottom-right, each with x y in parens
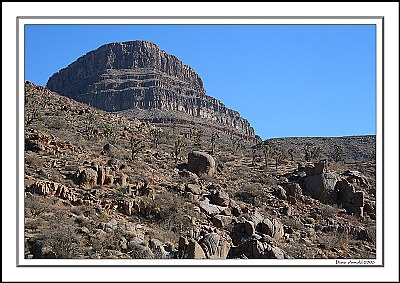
top-left (17, 16), bottom-right (384, 19)
top-left (16, 16), bottom-right (384, 268)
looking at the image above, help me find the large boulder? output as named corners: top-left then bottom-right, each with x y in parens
top-left (200, 233), bottom-right (230, 259)
top-left (264, 244), bottom-right (285, 259)
top-left (186, 184), bottom-right (201, 195)
top-left (244, 220), bottom-right (255, 236)
top-left (258, 218), bottom-right (284, 240)
top-left (282, 182), bottom-right (303, 198)
top-left (342, 170), bottom-right (371, 189)
top-left (298, 161), bottom-right (327, 177)
top-left (188, 151), bottom-right (216, 177)
top-left (209, 188), bottom-right (230, 207)
top-left (198, 199), bottom-right (225, 216)
top-left (304, 172), bottom-right (339, 203)
top-left (75, 167), bottom-right (98, 189)
top-left (313, 161), bottom-right (327, 175)
top-left (229, 240), bottom-right (285, 259)
top-left (250, 211), bottom-right (264, 228)
top-left (187, 239), bottom-right (206, 259)
top-left (211, 215), bottom-right (233, 228)
top-left (336, 179), bottom-right (355, 204)
top-left (354, 191), bottom-right (365, 207)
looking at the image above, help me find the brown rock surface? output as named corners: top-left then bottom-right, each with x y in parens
top-left (46, 40), bottom-right (254, 137)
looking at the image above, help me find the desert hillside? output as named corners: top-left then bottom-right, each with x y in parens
top-left (24, 81), bottom-right (376, 260)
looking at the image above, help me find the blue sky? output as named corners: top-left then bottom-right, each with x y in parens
top-left (25, 24), bottom-right (376, 139)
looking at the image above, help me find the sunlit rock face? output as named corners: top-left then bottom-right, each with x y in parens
top-left (47, 40), bottom-right (254, 136)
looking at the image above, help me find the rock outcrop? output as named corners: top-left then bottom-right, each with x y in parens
top-left (304, 172), bottom-right (339, 203)
top-left (187, 151), bottom-right (216, 177)
top-left (46, 40), bottom-right (254, 137)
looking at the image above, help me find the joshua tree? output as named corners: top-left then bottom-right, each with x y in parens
top-left (174, 137), bottom-right (185, 164)
top-left (272, 147), bottom-right (286, 170)
top-left (303, 143), bottom-right (323, 162)
top-left (311, 145), bottom-right (322, 161)
top-left (103, 125), bottom-right (114, 139)
top-left (331, 144), bottom-right (344, 162)
top-left (288, 148), bottom-right (294, 161)
top-left (103, 125), bottom-right (117, 144)
top-left (193, 129), bottom-right (203, 148)
top-left (210, 132), bottom-right (220, 155)
top-left (130, 136), bottom-right (145, 161)
top-left (26, 108), bottom-right (39, 126)
top-left (251, 148), bottom-right (257, 166)
top-left (172, 120), bottom-right (177, 136)
top-left (150, 128), bottom-right (163, 149)
top-left (231, 138), bottom-right (238, 154)
top-left (303, 142), bottom-right (313, 162)
top-left (84, 125), bottom-right (96, 140)
top-left (259, 141), bottom-right (273, 169)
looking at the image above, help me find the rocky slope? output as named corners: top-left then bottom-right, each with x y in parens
top-left (46, 40), bottom-right (254, 137)
top-left (24, 81), bottom-right (376, 260)
top-left (268, 136), bottom-right (376, 163)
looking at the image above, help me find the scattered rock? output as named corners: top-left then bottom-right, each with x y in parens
top-left (178, 169), bottom-right (200, 181)
top-left (274, 186), bottom-right (287, 200)
top-left (186, 184), bottom-right (201, 195)
top-left (198, 199), bottom-right (224, 216)
top-left (258, 218), bottom-right (284, 240)
top-left (104, 175), bottom-right (114, 185)
top-left (211, 215), bottom-right (233, 229)
top-left (209, 187), bottom-right (230, 206)
top-left (342, 170), bottom-right (371, 189)
top-left (149, 238), bottom-right (169, 259)
top-left (231, 206), bottom-right (242, 217)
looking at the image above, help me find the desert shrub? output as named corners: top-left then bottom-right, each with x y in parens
top-left (321, 204), bottom-right (338, 218)
top-left (284, 218), bottom-right (301, 229)
top-left (25, 218), bottom-right (47, 231)
top-left (201, 174), bottom-right (217, 183)
top-left (151, 191), bottom-right (194, 233)
top-left (234, 185), bottom-right (268, 206)
top-left (365, 225), bottom-right (376, 244)
top-left (25, 195), bottom-right (49, 217)
top-left (218, 154), bottom-right (236, 163)
top-left (88, 222), bottom-right (133, 259)
top-left (127, 242), bottom-right (154, 259)
top-left (41, 226), bottom-right (82, 258)
top-left (47, 118), bottom-right (67, 130)
top-left (304, 217), bottom-right (315, 224)
top-left (25, 153), bottom-right (46, 169)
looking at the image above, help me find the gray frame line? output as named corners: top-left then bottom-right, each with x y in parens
top-left (16, 16), bottom-right (384, 268)
top-left (16, 16), bottom-right (20, 267)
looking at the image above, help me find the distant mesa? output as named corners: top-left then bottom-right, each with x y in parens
top-left (47, 40), bottom-right (254, 137)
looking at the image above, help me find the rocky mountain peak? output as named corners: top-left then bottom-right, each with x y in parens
top-left (46, 40), bottom-right (254, 137)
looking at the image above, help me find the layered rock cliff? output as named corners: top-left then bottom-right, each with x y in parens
top-left (46, 40), bottom-right (254, 136)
